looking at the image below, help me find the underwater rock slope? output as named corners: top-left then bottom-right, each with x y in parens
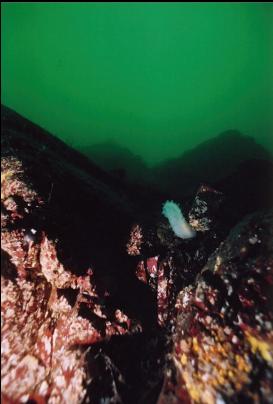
top-left (1, 105), bottom-right (273, 403)
top-left (1, 105), bottom-right (146, 403)
top-left (158, 210), bottom-right (273, 403)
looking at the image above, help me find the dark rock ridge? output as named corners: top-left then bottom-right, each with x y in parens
top-left (78, 140), bottom-right (149, 185)
top-left (152, 129), bottom-right (272, 198)
top-left (77, 130), bottom-right (272, 199)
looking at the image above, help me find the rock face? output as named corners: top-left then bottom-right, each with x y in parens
top-left (1, 110), bottom-right (143, 403)
top-left (158, 210), bottom-right (273, 404)
top-left (1, 105), bottom-right (273, 404)
top-left (1, 105), bottom-right (156, 404)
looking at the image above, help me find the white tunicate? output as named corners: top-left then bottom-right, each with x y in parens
top-left (162, 201), bottom-right (196, 239)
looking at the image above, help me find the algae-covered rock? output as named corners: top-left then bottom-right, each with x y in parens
top-left (1, 105), bottom-right (273, 403)
top-left (158, 211), bottom-right (273, 404)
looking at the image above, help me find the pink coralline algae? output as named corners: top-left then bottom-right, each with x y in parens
top-left (126, 224), bottom-right (143, 256)
top-left (134, 253), bottom-right (175, 327)
top-left (1, 157), bottom-right (40, 218)
top-left (1, 156), bottom-right (142, 403)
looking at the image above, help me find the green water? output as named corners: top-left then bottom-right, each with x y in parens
top-left (1, 2), bottom-right (273, 165)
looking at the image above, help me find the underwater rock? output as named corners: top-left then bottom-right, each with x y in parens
top-left (151, 130), bottom-right (272, 198)
top-left (1, 156), bottom-right (142, 403)
top-left (157, 210), bottom-right (273, 404)
top-left (189, 185), bottom-right (224, 232)
top-left (1, 106), bottom-right (145, 403)
top-left (1, 105), bottom-right (273, 403)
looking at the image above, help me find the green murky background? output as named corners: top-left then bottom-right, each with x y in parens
top-left (1, 2), bottom-right (273, 165)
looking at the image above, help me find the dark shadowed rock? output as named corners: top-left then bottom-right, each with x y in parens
top-left (78, 130), bottom-right (273, 204)
top-left (78, 140), bottom-right (150, 185)
top-left (152, 130), bottom-right (272, 198)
